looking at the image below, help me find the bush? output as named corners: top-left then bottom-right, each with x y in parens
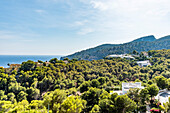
top-left (139, 105), bottom-right (146, 112)
top-left (159, 105), bottom-right (165, 111)
top-left (113, 86), bottom-right (121, 90)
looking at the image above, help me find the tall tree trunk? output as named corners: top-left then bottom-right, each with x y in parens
top-left (123, 108), bottom-right (126, 113)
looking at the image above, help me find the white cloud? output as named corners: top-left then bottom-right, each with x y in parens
top-left (90, 1), bottom-right (109, 11)
top-left (35, 9), bottom-right (45, 14)
top-left (88, 0), bottom-right (170, 16)
top-left (74, 20), bottom-right (88, 26)
top-left (78, 0), bottom-right (170, 40)
top-left (77, 28), bottom-right (94, 35)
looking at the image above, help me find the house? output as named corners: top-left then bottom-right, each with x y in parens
top-left (122, 82), bottom-right (144, 95)
top-left (45, 62), bottom-right (50, 66)
top-left (123, 56), bottom-right (135, 60)
top-left (8, 64), bottom-right (21, 70)
top-left (107, 54), bottom-right (135, 60)
top-left (111, 82), bottom-right (144, 95)
top-left (10, 64), bottom-right (21, 68)
top-left (63, 60), bottom-right (69, 64)
top-left (35, 62), bottom-right (43, 66)
top-left (108, 54), bottom-right (123, 58)
top-left (141, 51), bottom-right (149, 57)
top-left (136, 60), bottom-right (151, 67)
top-left (35, 62), bottom-right (50, 66)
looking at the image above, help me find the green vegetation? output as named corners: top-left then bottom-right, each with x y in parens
top-left (61, 35), bottom-right (170, 60)
top-left (0, 49), bottom-right (169, 112)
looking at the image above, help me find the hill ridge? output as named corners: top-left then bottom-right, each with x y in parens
top-left (132, 35), bottom-right (156, 42)
top-left (61, 35), bottom-right (170, 60)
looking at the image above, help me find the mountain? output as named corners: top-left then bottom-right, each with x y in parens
top-left (61, 35), bottom-right (170, 60)
top-left (132, 35), bottom-right (156, 42)
top-left (156, 35), bottom-right (170, 41)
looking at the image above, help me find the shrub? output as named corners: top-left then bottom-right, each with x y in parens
top-left (139, 105), bottom-right (146, 112)
top-left (159, 105), bottom-right (165, 111)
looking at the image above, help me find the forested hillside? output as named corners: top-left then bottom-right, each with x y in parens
top-left (0, 49), bottom-right (170, 112)
top-left (61, 35), bottom-right (170, 60)
top-left (132, 35), bottom-right (156, 42)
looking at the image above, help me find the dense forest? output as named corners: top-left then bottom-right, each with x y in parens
top-left (61, 35), bottom-right (170, 60)
top-left (0, 49), bottom-right (170, 113)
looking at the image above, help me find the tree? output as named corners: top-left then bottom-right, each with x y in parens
top-left (91, 79), bottom-right (100, 88)
top-left (155, 76), bottom-right (168, 89)
top-left (7, 63), bottom-right (10, 67)
top-left (168, 78), bottom-right (170, 90)
top-left (127, 88), bottom-right (141, 112)
top-left (132, 50), bottom-right (138, 55)
top-left (43, 89), bottom-right (66, 112)
top-left (81, 88), bottom-right (103, 111)
top-left (8, 83), bottom-right (26, 96)
top-left (26, 87), bottom-right (40, 102)
top-left (43, 92), bottom-right (53, 110)
top-left (163, 97), bottom-right (170, 113)
top-left (79, 81), bottom-right (91, 93)
top-left (49, 58), bottom-right (58, 64)
top-left (38, 60), bottom-right (43, 63)
top-left (90, 105), bottom-right (100, 113)
top-left (98, 77), bottom-right (106, 85)
top-left (0, 90), bottom-right (5, 100)
top-left (52, 89), bottom-right (66, 105)
top-left (127, 88), bottom-right (140, 103)
top-left (110, 93), bottom-right (118, 103)
top-left (139, 88), bottom-right (149, 105)
top-left (60, 96), bottom-right (86, 113)
top-left (7, 93), bottom-right (16, 104)
top-left (20, 60), bottom-right (35, 71)
top-left (0, 101), bottom-right (14, 112)
top-left (28, 100), bottom-right (46, 111)
top-left (147, 80), bottom-right (153, 85)
top-left (147, 84), bottom-right (159, 99)
top-left (63, 58), bottom-right (69, 61)
top-left (99, 90), bottom-right (110, 100)
top-left (115, 95), bottom-right (136, 113)
top-left (11, 100), bottom-right (29, 112)
top-left (98, 99), bottom-right (115, 113)
top-left (17, 91), bottom-right (28, 102)
top-left (0, 74), bottom-right (8, 91)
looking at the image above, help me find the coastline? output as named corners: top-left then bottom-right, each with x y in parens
top-left (0, 55), bottom-right (62, 68)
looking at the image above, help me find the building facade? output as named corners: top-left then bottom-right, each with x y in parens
top-left (122, 82), bottom-right (144, 94)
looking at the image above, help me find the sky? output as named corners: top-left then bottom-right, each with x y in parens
top-left (0, 0), bottom-right (170, 55)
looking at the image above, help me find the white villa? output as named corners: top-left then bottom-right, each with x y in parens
top-left (136, 60), bottom-right (151, 67)
top-left (122, 82), bottom-right (144, 94)
top-left (107, 54), bottom-right (135, 60)
top-left (112, 82), bottom-right (144, 95)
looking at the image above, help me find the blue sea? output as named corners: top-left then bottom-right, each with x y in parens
top-left (0, 55), bottom-right (62, 68)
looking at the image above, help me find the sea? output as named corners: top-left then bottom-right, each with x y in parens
top-left (0, 55), bottom-right (62, 68)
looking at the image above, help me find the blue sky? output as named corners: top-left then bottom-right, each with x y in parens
top-left (0, 0), bottom-right (170, 55)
